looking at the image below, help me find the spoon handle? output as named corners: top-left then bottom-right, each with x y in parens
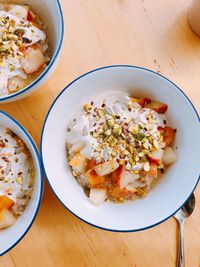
top-left (177, 220), bottom-right (185, 267)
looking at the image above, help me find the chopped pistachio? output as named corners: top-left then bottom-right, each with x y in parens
top-left (129, 125), bottom-right (139, 134)
top-left (72, 171), bottom-right (78, 177)
top-left (129, 158), bottom-right (135, 166)
top-left (97, 109), bottom-right (106, 117)
top-left (3, 178), bottom-right (9, 183)
top-left (112, 127), bottom-right (121, 136)
top-left (16, 176), bottom-right (23, 184)
top-left (107, 119), bottom-right (115, 127)
top-left (137, 133), bottom-right (145, 141)
top-left (30, 169), bottom-right (35, 177)
top-left (119, 159), bottom-right (125, 165)
top-left (93, 132), bottom-right (99, 138)
top-left (105, 129), bottom-right (111, 136)
top-left (138, 152), bottom-right (144, 157)
top-left (103, 124), bottom-right (108, 131)
top-left (125, 117), bottom-right (131, 123)
top-left (83, 103), bottom-right (92, 112)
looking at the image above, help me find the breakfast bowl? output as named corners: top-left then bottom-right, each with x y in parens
top-left (0, 0), bottom-right (64, 103)
top-left (41, 65), bottom-right (200, 232)
top-left (0, 110), bottom-right (43, 255)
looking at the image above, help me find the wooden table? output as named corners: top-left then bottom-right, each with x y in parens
top-left (1, 0), bottom-right (200, 266)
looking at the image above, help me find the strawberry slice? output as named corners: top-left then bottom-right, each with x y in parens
top-left (27, 10), bottom-right (35, 21)
top-left (145, 101), bottom-right (168, 113)
top-left (87, 169), bottom-right (105, 186)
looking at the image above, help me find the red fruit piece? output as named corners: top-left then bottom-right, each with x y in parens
top-left (147, 156), bottom-right (160, 164)
top-left (145, 101), bottom-right (168, 113)
top-left (0, 195), bottom-right (14, 211)
top-left (144, 160), bottom-right (157, 177)
top-left (87, 159), bottom-right (96, 170)
top-left (27, 11), bottom-right (35, 21)
top-left (138, 98), bottom-right (151, 107)
top-left (19, 44), bottom-right (26, 53)
top-left (112, 165), bottom-right (125, 185)
top-left (87, 169), bottom-right (105, 186)
top-left (163, 127), bottom-right (176, 146)
top-left (157, 126), bottom-right (165, 135)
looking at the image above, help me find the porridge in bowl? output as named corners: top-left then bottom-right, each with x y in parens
top-left (66, 92), bottom-right (178, 205)
top-left (0, 3), bottom-right (50, 97)
top-left (0, 126), bottom-right (34, 230)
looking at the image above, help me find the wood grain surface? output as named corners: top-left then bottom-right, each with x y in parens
top-left (0, 0), bottom-right (200, 266)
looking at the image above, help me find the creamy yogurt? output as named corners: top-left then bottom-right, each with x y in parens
top-left (0, 127), bottom-right (33, 204)
top-left (66, 92), bottom-right (166, 171)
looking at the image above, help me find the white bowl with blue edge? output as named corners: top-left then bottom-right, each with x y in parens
top-left (0, 0), bottom-right (64, 103)
top-left (0, 111), bottom-right (43, 255)
top-left (41, 65), bottom-right (200, 232)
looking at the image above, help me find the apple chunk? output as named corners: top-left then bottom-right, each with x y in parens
top-left (150, 146), bottom-right (164, 163)
top-left (69, 153), bottom-right (88, 173)
top-left (21, 47), bottom-right (45, 74)
top-left (0, 209), bottom-right (16, 230)
top-left (89, 188), bottom-right (107, 205)
top-left (112, 165), bottom-right (139, 190)
top-left (94, 161), bottom-right (119, 176)
top-left (162, 147), bottom-right (178, 165)
top-left (87, 169), bottom-right (105, 186)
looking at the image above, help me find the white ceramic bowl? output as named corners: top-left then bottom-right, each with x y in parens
top-left (0, 111), bottom-right (43, 255)
top-left (41, 65), bottom-right (200, 232)
top-left (0, 0), bottom-right (64, 103)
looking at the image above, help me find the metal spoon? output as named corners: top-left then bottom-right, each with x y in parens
top-left (174, 193), bottom-right (195, 267)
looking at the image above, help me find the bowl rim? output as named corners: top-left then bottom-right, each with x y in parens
top-left (0, 110), bottom-right (43, 256)
top-left (40, 64), bottom-right (200, 233)
top-left (0, 0), bottom-right (64, 102)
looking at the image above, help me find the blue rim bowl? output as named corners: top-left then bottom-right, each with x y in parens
top-left (0, 0), bottom-right (64, 103)
top-left (0, 110), bottom-right (43, 256)
top-left (41, 65), bottom-right (200, 232)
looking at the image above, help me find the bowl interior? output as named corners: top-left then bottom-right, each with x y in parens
top-left (41, 66), bottom-right (200, 232)
top-left (0, 111), bottom-right (42, 255)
